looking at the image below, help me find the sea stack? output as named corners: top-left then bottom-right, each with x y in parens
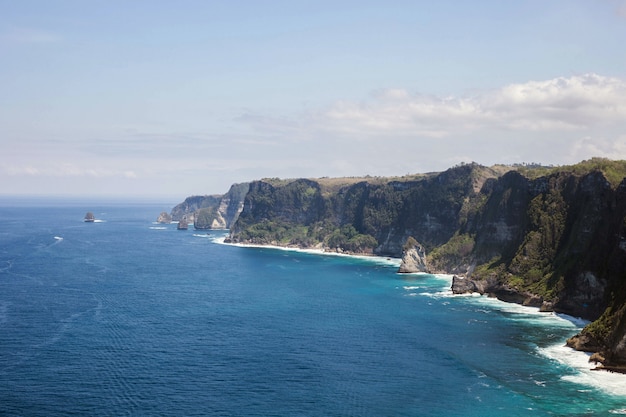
top-left (398, 236), bottom-right (429, 273)
top-left (177, 218), bottom-right (189, 230)
top-left (84, 212), bottom-right (95, 222)
top-left (157, 211), bottom-right (172, 224)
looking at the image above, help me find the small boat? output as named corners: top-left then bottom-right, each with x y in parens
top-left (84, 212), bottom-right (95, 222)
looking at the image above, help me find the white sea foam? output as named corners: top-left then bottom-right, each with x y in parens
top-left (149, 226), bottom-right (167, 230)
top-left (401, 274), bottom-right (452, 287)
top-left (216, 239), bottom-right (402, 267)
top-left (419, 289), bottom-right (454, 299)
top-left (421, 273), bottom-right (454, 283)
top-left (556, 313), bottom-right (590, 328)
top-left (93, 219), bottom-right (105, 223)
top-left (54, 236), bottom-right (63, 241)
top-left (458, 294), bottom-right (586, 329)
top-left (212, 235), bottom-right (227, 244)
top-left (459, 294), bottom-right (626, 398)
top-left (215, 233), bottom-right (626, 398)
top-left (539, 343), bottom-right (626, 398)
top-left (450, 292), bottom-right (483, 298)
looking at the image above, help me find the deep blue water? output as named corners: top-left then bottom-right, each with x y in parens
top-left (1, 200), bottom-right (626, 416)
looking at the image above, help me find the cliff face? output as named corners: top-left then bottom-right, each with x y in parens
top-left (170, 195), bottom-right (221, 223)
top-left (398, 237), bottom-right (429, 273)
top-left (452, 169), bottom-right (626, 319)
top-left (229, 164), bottom-right (502, 256)
top-left (561, 177), bottom-right (626, 368)
top-left (170, 183), bottom-right (249, 229)
top-left (438, 162), bottom-right (626, 368)
top-left (174, 158), bottom-right (626, 368)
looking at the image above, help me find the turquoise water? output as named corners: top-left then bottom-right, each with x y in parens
top-left (1, 200), bottom-right (625, 416)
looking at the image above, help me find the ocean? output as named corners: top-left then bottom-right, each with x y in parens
top-left (1, 199), bottom-right (625, 416)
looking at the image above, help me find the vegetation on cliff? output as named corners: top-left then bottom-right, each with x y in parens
top-left (172, 158), bottom-right (626, 369)
top-left (170, 183), bottom-right (249, 230)
top-left (228, 163), bottom-right (506, 257)
top-left (194, 207), bottom-right (219, 229)
top-left (229, 179), bottom-right (379, 253)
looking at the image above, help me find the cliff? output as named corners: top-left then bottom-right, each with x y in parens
top-left (444, 160), bottom-right (626, 369)
top-left (228, 164), bottom-right (505, 256)
top-left (170, 183), bottom-right (249, 229)
top-left (156, 211), bottom-right (172, 224)
top-left (398, 236), bottom-right (429, 273)
top-left (173, 158), bottom-right (626, 369)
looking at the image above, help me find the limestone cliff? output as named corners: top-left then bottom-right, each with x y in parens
top-left (170, 183), bottom-right (249, 230)
top-left (442, 160), bottom-right (626, 369)
top-left (398, 237), bottom-right (429, 273)
top-left (156, 211), bottom-right (172, 224)
top-left (173, 158), bottom-right (626, 369)
top-left (228, 164), bottom-right (504, 256)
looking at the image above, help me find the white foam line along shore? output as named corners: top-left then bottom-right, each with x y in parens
top-left (456, 292), bottom-right (626, 398)
top-left (212, 235), bottom-right (402, 267)
top-left (213, 234), bottom-right (625, 397)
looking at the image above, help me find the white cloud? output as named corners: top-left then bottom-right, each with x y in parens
top-left (2, 165), bottom-right (41, 176)
top-left (228, 73), bottom-right (626, 176)
top-left (1, 162), bottom-right (137, 179)
top-left (4, 73), bottom-right (626, 197)
top-left (322, 95), bottom-right (482, 138)
top-left (0, 27), bottom-right (62, 44)
top-left (569, 135), bottom-right (626, 162)
top-left (320, 73), bottom-right (626, 137)
top-left (486, 74), bottom-right (626, 130)
top-left (239, 74), bottom-right (626, 142)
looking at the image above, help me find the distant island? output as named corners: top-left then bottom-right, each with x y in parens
top-left (84, 212), bottom-right (95, 222)
top-left (165, 158), bottom-right (626, 372)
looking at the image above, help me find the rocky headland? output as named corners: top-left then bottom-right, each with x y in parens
top-left (177, 218), bottom-right (189, 230)
top-left (168, 158), bottom-right (626, 371)
top-left (398, 236), bottom-right (429, 273)
top-left (156, 211), bottom-right (172, 223)
top-left (169, 183), bottom-right (249, 230)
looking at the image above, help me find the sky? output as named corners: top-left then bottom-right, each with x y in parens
top-left (1, 0), bottom-right (626, 200)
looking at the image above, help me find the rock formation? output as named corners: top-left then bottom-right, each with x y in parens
top-left (398, 237), bottom-right (429, 273)
top-left (171, 158), bottom-right (626, 369)
top-left (177, 218), bottom-right (188, 230)
top-left (170, 183), bottom-right (248, 230)
top-left (157, 211), bottom-right (172, 224)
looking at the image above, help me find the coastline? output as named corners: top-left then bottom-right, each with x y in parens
top-left (590, 365), bottom-right (626, 375)
top-left (455, 293), bottom-right (626, 397)
top-left (207, 236), bottom-right (626, 397)
top-left (211, 235), bottom-right (402, 267)
top-left (541, 343), bottom-right (626, 398)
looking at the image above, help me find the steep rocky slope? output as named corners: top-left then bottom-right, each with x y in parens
top-left (172, 159), bottom-right (626, 369)
top-left (170, 183), bottom-right (249, 229)
top-left (228, 164), bottom-right (504, 256)
top-left (451, 163), bottom-right (626, 370)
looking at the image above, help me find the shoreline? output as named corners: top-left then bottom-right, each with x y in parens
top-left (207, 236), bottom-right (625, 396)
top-left (591, 365), bottom-right (626, 374)
top-left (211, 236), bottom-right (403, 267)
top-left (457, 293), bottom-right (626, 397)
